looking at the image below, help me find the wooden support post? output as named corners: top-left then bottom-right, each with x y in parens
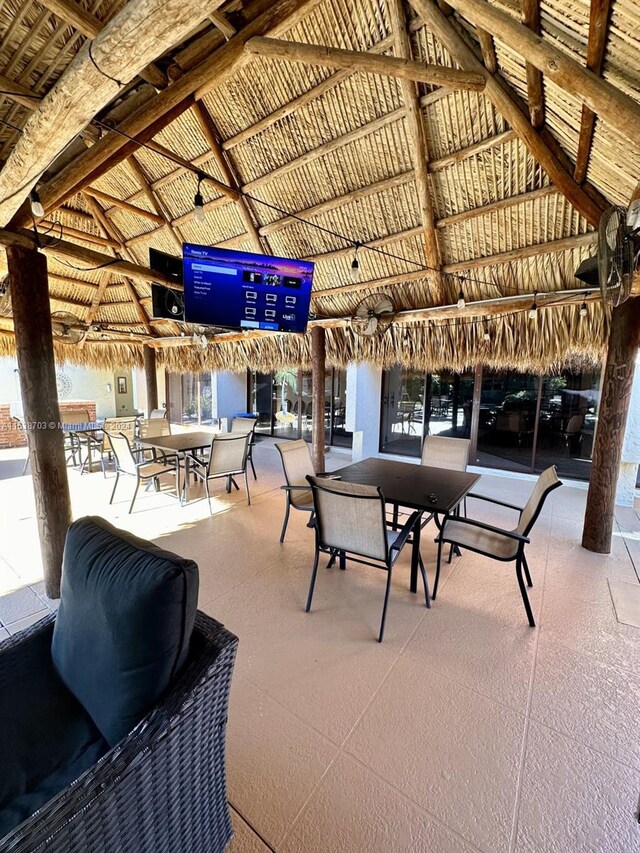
top-left (144, 345), bottom-right (159, 414)
top-left (8, 245), bottom-right (72, 598)
top-left (582, 297), bottom-right (640, 553)
top-left (311, 326), bottom-right (326, 474)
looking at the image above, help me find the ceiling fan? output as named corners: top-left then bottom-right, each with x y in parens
top-left (350, 293), bottom-right (395, 337)
top-left (50, 312), bottom-right (87, 344)
top-left (597, 203), bottom-right (640, 307)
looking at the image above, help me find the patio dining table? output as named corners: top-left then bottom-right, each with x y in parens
top-left (331, 457), bottom-right (480, 593)
top-left (137, 431), bottom-right (221, 504)
top-left (62, 420), bottom-right (105, 472)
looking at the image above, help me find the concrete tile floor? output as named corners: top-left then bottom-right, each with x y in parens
top-left (0, 441), bottom-right (639, 853)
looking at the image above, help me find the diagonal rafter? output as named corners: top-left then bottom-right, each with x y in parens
top-left (125, 155), bottom-right (185, 253)
top-left (82, 193), bottom-right (155, 336)
top-left (574, 0), bottom-right (613, 184)
top-left (408, 0), bottom-right (605, 227)
top-left (191, 100), bottom-right (268, 254)
top-left (388, 0), bottom-right (444, 301)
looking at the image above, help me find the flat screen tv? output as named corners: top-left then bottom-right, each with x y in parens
top-left (183, 243), bottom-right (314, 333)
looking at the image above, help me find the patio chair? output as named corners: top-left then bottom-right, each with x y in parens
top-left (305, 475), bottom-right (430, 642)
top-left (60, 409), bottom-right (90, 468)
top-left (108, 432), bottom-right (178, 514)
top-left (275, 439), bottom-right (318, 543)
top-left (149, 408), bottom-right (168, 419)
top-left (191, 433), bottom-right (251, 512)
top-left (433, 466), bottom-right (562, 626)
top-left (230, 416), bottom-right (258, 480)
top-left (80, 416), bottom-right (137, 476)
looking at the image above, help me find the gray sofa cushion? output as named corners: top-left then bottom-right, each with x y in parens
top-left (51, 517), bottom-right (198, 746)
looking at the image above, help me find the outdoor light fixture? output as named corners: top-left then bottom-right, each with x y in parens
top-left (579, 301), bottom-right (588, 318)
top-left (457, 288), bottom-right (465, 309)
top-left (351, 244), bottom-right (360, 280)
top-left (29, 188), bottom-right (44, 218)
top-left (528, 299), bottom-right (538, 319)
top-left (193, 175), bottom-right (205, 223)
top-left (483, 320), bottom-right (490, 341)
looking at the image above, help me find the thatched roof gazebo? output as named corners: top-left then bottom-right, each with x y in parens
top-left (0, 0), bottom-right (638, 593)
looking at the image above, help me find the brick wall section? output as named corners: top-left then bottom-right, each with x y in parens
top-left (0, 401), bottom-right (97, 449)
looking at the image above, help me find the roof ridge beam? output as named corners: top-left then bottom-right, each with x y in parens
top-left (245, 36), bottom-right (486, 90)
top-left (442, 0), bottom-right (640, 146)
top-left (223, 35), bottom-right (396, 150)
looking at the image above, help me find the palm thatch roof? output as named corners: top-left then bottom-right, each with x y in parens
top-left (0, 0), bottom-right (638, 374)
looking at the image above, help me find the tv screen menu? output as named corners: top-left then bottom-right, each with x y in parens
top-left (183, 244), bottom-right (314, 333)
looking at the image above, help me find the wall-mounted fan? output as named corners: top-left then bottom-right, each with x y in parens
top-left (50, 312), bottom-right (86, 344)
top-left (350, 293), bottom-right (395, 337)
top-left (598, 206), bottom-right (638, 307)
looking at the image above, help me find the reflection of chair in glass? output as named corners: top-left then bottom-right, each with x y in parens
top-left (305, 476), bottom-right (429, 642)
top-left (231, 416), bottom-right (257, 480)
top-left (397, 400), bottom-right (416, 433)
top-left (495, 410), bottom-right (533, 447)
top-left (554, 413), bottom-right (585, 453)
top-left (275, 439), bottom-right (317, 542)
top-left (293, 400), bottom-right (306, 417)
top-left (109, 433), bottom-right (178, 513)
top-left (434, 466), bottom-right (562, 626)
top-left (191, 434), bottom-right (251, 512)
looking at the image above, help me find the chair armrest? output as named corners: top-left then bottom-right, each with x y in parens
top-left (0, 612), bottom-right (238, 853)
top-left (467, 492), bottom-right (523, 513)
top-left (389, 511), bottom-right (423, 552)
top-left (280, 484), bottom-right (311, 491)
top-left (441, 516), bottom-right (530, 543)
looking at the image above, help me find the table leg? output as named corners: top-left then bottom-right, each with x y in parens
top-left (183, 454), bottom-right (190, 505)
top-left (410, 517), bottom-right (421, 594)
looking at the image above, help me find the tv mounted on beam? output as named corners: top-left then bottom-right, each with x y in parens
top-left (182, 243), bottom-right (314, 333)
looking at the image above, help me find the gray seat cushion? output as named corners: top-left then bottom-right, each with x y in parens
top-left (52, 517), bottom-right (199, 747)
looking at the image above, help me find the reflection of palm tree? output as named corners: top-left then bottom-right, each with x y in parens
top-left (275, 370), bottom-right (297, 413)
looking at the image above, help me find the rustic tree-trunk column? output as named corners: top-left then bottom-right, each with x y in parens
top-left (582, 297), bottom-right (640, 553)
top-left (8, 245), bottom-right (72, 598)
top-left (311, 325), bottom-right (326, 473)
top-left (143, 345), bottom-right (158, 415)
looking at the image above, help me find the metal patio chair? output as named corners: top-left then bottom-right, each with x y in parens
top-left (305, 475), bottom-right (430, 642)
top-left (230, 416), bottom-right (258, 480)
top-left (275, 439), bottom-right (318, 542)
top-left (433, 466), bottom-right (562, 626)
top-left (108, 432), bottom-right (179, 514)
top-left (191, 433), bottom-right (251, 512)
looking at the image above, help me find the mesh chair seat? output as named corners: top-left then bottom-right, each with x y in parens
top-left (139, 461), bottom-right (176, 479)
top-left (440, 519), bottom-right (519, 560)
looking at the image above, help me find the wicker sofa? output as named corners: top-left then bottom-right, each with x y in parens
top-left (0, 521), bottom-right (238, 853)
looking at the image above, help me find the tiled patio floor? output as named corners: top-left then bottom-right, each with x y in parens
top-left (1, 441), bottom-right (639, 852)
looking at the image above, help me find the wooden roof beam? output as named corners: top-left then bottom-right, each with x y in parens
top-left (442, 0), bottom-right (640, 145)
top-left (408, 0), bottom-right (604, 227)
top-left (37, 0), bottom-right (167, 89)
top-left (32, 0), bottom-right (324, 219)
top-left (520, 0), bottom-right (545, 127)
top-left (0, 228), bottom-right (180, 288)
top-left (82, 187), bottom-right (166, 225)
top-left (244, 37), bottom-right (486, 90)
top-left (0, 0), bottom-right (222, 226)
top-left (0, 74), bottom-right (41, 110)
top-left (436, 183), bottom-right (558, 227)
top-left (574, 0), bottom-right (613, 184)
top-left (388, 0), bottom-right (443, 301)
top-left (476, 28), bottom-right (497, 73)
top-left (223, 34), bottom-right (395, 150)
top-left (191, 101), bottom-right (266, 253)
top-left (126, 155), bottom-right (185, 253)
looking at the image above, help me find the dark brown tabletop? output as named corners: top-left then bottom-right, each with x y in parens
top-left (137, 431), bottom-right (215, 453)
top-left (332, 457), bottom-right (479, 514)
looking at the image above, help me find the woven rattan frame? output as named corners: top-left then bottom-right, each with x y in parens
top-left (0, 611), bottom-right (238, 853)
